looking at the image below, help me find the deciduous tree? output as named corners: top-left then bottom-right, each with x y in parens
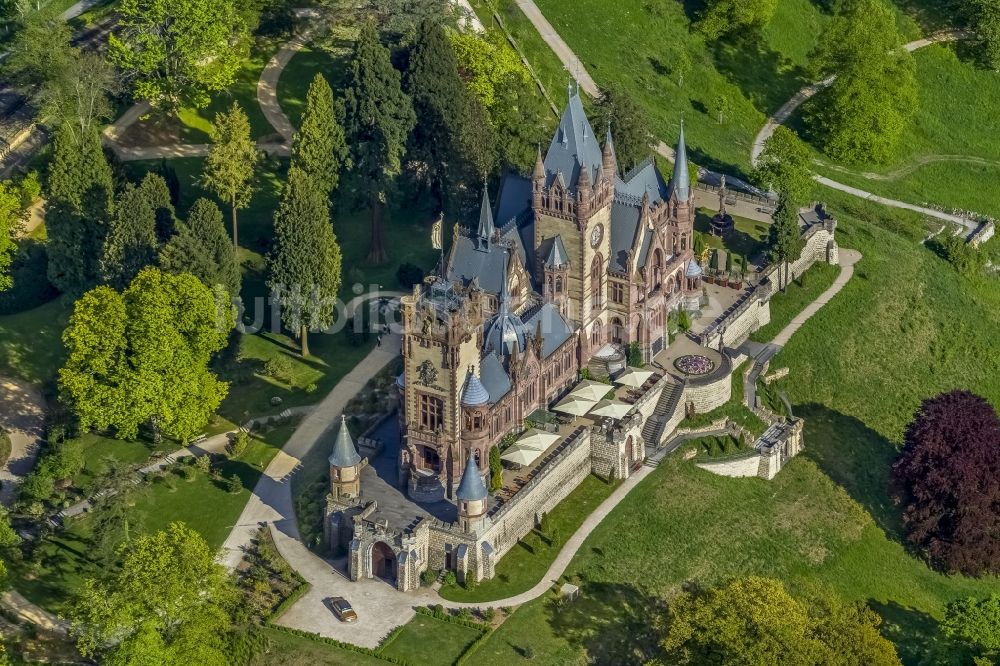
top-left (968, 0), bottom-right (1000, 70)
top-left (891, 390), bottom-right (1000, 576)
top-left (343, 21), bottom-right (415, 264)
top-left (60, 268), bottom-right (233, 442)
top-left (0, 181), bottom-right (24, 292)
top-left (660, 577), bottom-right (900, 665)
top-left (753, 126), bottom-right (814, 207)
top-left (697, 0), bottom-right (778, 39)
top-left (291, 73), bottom-right (348, 197)
top-left (201, 102), bottom-right (258, 250)
top-left (70, 522), bottom-right (236, 665)
top-left (808, 0), bottom-right (917, 164)
top-left (942, 593), bottom-right (1000, 659)
top-left (160, 198), bottom-right (241, 299)
top-left (267, 167), bottom-right (342, 357)
top-left (595, 84), bottom-right (652, 171)
top-left (109, 0), bottom-right (247, 111)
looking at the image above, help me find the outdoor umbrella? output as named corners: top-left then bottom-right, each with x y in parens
top-left (588, 399), bottom-right (633, 420)
top-left (515, 428), bottom-right (561, 450)
top-left (553, 394), bottom-right (598, 416)
top-left (614, 367), bottom-right (654, 388)
top-left (501, 444), bottom-right (545, 466)
top-left (570, 379), bottom-right (612, 401)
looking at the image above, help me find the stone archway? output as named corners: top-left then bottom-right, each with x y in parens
top-left (371, 541), bottom-right (397, 585)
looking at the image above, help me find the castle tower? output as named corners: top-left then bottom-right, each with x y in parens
top-left (602, 123), bottom-right (617, 184)
top-left (329, 415), bottom-right (363, 500)
top-left (669, 119), bottom-right (695, 254)
top-left (456, 451), bottom-right (489, 533)
top-left (532, 146), bottom-right (545, 209)
top-left (460, 369), bottom-right (491, 474)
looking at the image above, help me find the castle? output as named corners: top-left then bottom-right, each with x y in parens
top-left (324, 92), bottom-right (837, 591)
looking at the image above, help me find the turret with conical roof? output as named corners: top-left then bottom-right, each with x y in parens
top-left (456, 451), bottom-right (489, 532)
top-left (329, 415), bottom-right (364, 500)
top-left (484, 250), bottom-right (527, 358)
top-left (602, 122), bottom-right (617, 182)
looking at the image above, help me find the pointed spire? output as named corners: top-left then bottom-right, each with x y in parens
top-left (477, 185), bottom-right (495, 245)
top-left (577, 162), bottom-right (591, 191)
top-left (329, 415), bottom-right (361, 468)
top-left (461, 368), bottom-right (490, 407)
top-left (672, 118), bottom-right (691, 203)
top-left (602, 120), bottom-right (617, 180)
top-left (498, 248), bottom-right (511, 311)
top-left (533, 145), bottom-right (545, 181)
top-left (456, 451), bottom-right (488, 501)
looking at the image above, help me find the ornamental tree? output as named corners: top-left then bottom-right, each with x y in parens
top-left (891, 390), bottom-right (1000, 576)
top-left (201, 102), bottom-right (258, 250)
top-left (70, 522), bottom-right (236, 666)
top-left (767, 196), bottom-right (804, 292)
top-left (291, 73), bottom-right (349, 198)
top-left (267, 167), bottom-right (343, 357)
top-left (108, 0), bottom-right (247, 111)
top-left (59, 268), bottom-right (233, 442)
top-left (343, 21), bottom-right (415, 264)
top-left (660, 577), bottom-right (900, 665)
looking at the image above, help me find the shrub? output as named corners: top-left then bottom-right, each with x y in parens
top-left (264, 356), bottom-right (295, 384)
top-left (196, 455), bottom-right (212, 475)
top-left (523, 645), bottom-right (535, 659)
top-left (678, 310), bottom-right (692, 332)
top-left (396, 262), bottom-right (425, 288)
top-left (627, 341), bottom-right (643, 367)
top-left (457, 606), bottom-right (473, 620)
top-left (484, 607), bottom-right (497, 622)
top-left (0, 241), bottom-right (59, 315)
top-left (229, 430), bottom-right (250, 458)
top-left (488, 446), bottom-right (503, 492)
top-left (444, 571), bottom-right (457, 587)
top-left (421, 568), bottom-right (438, 586)
top-left (464, 576), bottom-right (478, 591)
top-left (177, 465), bottom-right (196, 481)
top-left (227, 474), bottom-right (244, 494)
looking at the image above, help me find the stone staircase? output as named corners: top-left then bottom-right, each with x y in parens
top-left (642, 381), bottom-right (683, 452)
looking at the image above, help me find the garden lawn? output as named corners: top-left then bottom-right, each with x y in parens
top-left (253, 627), bottom-right (391, 666)
top-left (678, 361), bottom-right (766, 436)
top-left (457, 205), bottom-right (1000, 665)
top-left (68, 433), bottom-right (178, 494)
top-left (439, 475), bottom-right (616, 602)
top-left (694, 208), bottom-right (769, 262)
top-left (805, 44), bottom-right (1000, 220)
top-left (749, 261), bottom-right (840, 343)
top-left (378, 614), bottom-right (482, 666)
top-left (0, 297), bottom-right (70, 386)
top-left (13, 425), bottom-right (293, 613)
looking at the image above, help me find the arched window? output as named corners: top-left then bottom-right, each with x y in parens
top-left (680, 235), bottom-right (687, 251)
top-left (591, 254), bottom-right (603, 308)
top-left (652, 249), bottom-right (663, 289)
top-left (591, 321), bottom-right (602, 346)
top-left (555, 276), bottom-right (563, 293)
top-left (611, 317), bottom-right (624, 343)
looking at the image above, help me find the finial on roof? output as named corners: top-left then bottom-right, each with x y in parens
top-left (477, 186), bottom-right (495, 245)
top-left (672, 118), bottom-right (691, 203)
top-left (533, 144), bottom-right (545, 180)
top-left (456, 452), bottom-right (487, 501)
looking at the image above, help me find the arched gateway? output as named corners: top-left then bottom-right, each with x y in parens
top-left (370, 541), bottom-right (397, 584)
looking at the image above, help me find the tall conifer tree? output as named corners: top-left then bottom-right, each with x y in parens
top-left (343, 21), bottom-right (415, 264)
top-left (160, 198), bottom-right (241, 299)
top-left (267, 167), bottom-right (342, 357)
top-left (291, 73), bottom-right (348, 197)
top-left (201, 102), bottom-right (258, 250)
top-left (101, 174), bottom-right (173, 291)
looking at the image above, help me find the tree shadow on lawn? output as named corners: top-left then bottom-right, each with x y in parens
top-left (711, 32), bottom-right (812, 117)
top-left (794, 403), bottom-right (904, 540)
top-left (543, 581), bottom-right (665, 666)
top-left (688, 145), bottom-right (752, 184)
top-left (869, 599), bottom-right (966, 666)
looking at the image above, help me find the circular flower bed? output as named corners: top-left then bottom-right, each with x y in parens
top-left (674, 354), bottom-right (715, 376)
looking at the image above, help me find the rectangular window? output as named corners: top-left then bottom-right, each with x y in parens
top-left (419, 393), bottom-right (444, 430)
top-left (611, 282), bottom-right (625, 304)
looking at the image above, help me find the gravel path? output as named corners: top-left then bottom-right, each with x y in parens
top-left (0, 377), bottom-right (46, 507)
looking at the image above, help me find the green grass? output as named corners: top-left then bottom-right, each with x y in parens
top-left (0, 297), bottom-right (70, 386)
top-left (67, 432), bottom-right (178, 494)
top-left (694, 207), bottom-right (769, 262)
top-left (253, 627), bottom-right (392, 665)
top-left (13, 425), bottom-right (293, 613)
top-left (276, 45), bottom-right (342, 130)
top-left (439, 475), bottom-right (617, 602)
top-left (378, 614), bottom-right (482, 666)
top-left (749, 261), bottom-right (840, 343)
top-left (803, 44), bottom-right (1000, 220)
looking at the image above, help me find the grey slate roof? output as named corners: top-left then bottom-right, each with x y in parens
top-left (496, 174), bottom-right (532, 229)
top-left (328, 415), bottom-right (361, 468)
top-left (609, 201), bottom-right (641, 272)
top-left (446, 225), bottom-right (527, 295)
top-left (543, 91), bottom-right (603, 192)
top-left (479, 352), bottom-right (511, 403)
top-left (618, 158), bottom-right (670, 205)
top-left (483, 250), bottom-right (528, 357)
top-left (523, 303), bottom-right (574, 358)
top-left (686, 258), bottom-right (702, 278)
top-left (456, 453), bottom-right (488, 501)
top-left (544, 235), bottom-right (569, 267)
top-left (461, 371), bottom-right (490, 407)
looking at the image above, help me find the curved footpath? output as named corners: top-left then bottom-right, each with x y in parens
top-left (751, 30), bottom-right (978, 231)
top-left (252, 258), bottom-right (864, 646)
top-left (0, 376), bottom-right (46, 506)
